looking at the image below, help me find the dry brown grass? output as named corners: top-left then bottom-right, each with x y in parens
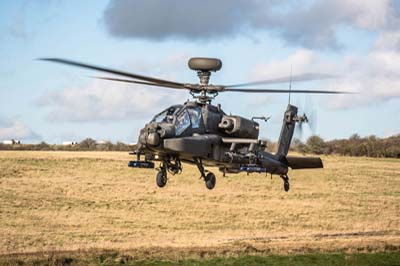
top-left (0, 151), bottom-right (399, 257)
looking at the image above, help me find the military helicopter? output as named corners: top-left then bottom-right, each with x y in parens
top-left (40, 57), bottom-right (351, 191)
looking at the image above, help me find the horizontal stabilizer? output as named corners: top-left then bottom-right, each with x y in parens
top-left (286, 156), bottom-right (323, 169)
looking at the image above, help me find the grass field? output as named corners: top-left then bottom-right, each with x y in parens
top-left (0, 151), bottom-right (399, 264)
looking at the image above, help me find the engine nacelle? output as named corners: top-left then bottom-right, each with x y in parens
top-left (218, 116), bottom-right (259, 139)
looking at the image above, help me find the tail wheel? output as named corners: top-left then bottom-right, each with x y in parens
top-left (205, 172), bottom-right (216, 190)
top-left (281, 174), bottom-right (290, 192)
top-left (284, 180), bottom-right (290, 192)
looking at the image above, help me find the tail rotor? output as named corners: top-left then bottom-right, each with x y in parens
top-left (295, 95), bottom-right (317, 141)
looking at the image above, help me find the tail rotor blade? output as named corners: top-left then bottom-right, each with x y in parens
top-left (305, 95), bottom-right (317, 135)
top-left (296, 120), bottom-right (304, 140)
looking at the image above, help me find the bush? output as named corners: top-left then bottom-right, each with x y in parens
top-left (306, 135), bottom-right (326, 155)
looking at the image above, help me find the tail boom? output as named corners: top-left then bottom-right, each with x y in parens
top-left (276, 104), bottom-right (298, 157)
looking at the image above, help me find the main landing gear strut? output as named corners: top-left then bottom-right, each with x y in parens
top-left (155, 157), bottom-right (182, 188)
top-left (194, 158), bottom-right (216, 190)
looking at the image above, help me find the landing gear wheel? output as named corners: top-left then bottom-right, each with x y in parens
top-left (205, 172), bottom-right (216, 190)
top-left (281, 174), bottom-right (290, 192)
top-left (156, 171), bottom-right (167, 188)
top-left (284, 180), bottom-right (290, 192)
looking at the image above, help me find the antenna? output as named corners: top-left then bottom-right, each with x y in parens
top-left (288, 64), bottom-right (292, 104)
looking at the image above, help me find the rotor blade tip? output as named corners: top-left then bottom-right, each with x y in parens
top-left (37, 57), bottom-right (60, 62)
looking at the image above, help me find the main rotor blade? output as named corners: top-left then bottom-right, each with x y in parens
top-left (224, 88), bottom-right (354, 94)
top-left (225, 73), bottom-right (338, 88)
top-left (39, 58), bottom-right (185, 88)
top-left (93, 76), bottom-right (187, 90)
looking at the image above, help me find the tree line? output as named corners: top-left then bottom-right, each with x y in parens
top-left (288, 134), bottom-right (400, 158)
top-left (1, 134), bottom-right (399, 158)
top-left (0, 138), bottom-right (132, 152)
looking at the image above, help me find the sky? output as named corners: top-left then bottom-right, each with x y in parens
top-left (0, 0), bottom-right (399, 144)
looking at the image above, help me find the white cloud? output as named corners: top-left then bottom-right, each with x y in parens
top-left (253, 49), bottom-right (337, 78)
top-left (251, 34), bottom-right (400, 109)
top-left (267, 0), bottom-right (399, 48)
top-left (343, 0), bottom-right (391, 29)
top-left (325, 47), bottom-right (400, 108)
top-left (374, 31), bottom-right (400, 51)
top-left (37, 82), bottom-right (186, 122)
top-left (37, 54), bottom-right (189, 122)
top-left (0, 117), bottom-right (40, 141)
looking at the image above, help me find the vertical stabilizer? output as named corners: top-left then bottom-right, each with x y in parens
top-left (276, 104), bottom-right (298, 157)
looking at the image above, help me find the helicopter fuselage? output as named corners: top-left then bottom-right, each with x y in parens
top-left (135, 101), bottom-right (289, 175)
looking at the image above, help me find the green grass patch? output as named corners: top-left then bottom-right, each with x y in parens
top-left (1, 252), bottom-right (399, 266)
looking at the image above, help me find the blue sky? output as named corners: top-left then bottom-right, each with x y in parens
top-left (0, 0), bottom-right (399, 144)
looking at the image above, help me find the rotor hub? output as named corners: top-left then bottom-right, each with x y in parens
top-left (189, 57), bottom-right (222, 86)
top-left (197, 71), bottom-right (211, 86)
top-left (186, 57), bottom-right (223, 104)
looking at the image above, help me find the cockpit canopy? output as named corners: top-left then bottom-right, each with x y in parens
top-left (152, 105), bottom-right (182, 124)
top-left (151, 104), bottom-right (203, 136)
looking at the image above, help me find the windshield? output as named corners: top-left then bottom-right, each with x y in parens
top-left (153, 106), bottom-right (181, 123)
top-left (187, 106), bottom-right (202, 128)
top-left (175, 110), bottom-right (191, 135)
top-left (153, 110), bottom-right (168, 123)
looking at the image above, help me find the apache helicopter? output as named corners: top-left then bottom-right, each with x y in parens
top-left (40, 57), bottom-right (351, 191)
